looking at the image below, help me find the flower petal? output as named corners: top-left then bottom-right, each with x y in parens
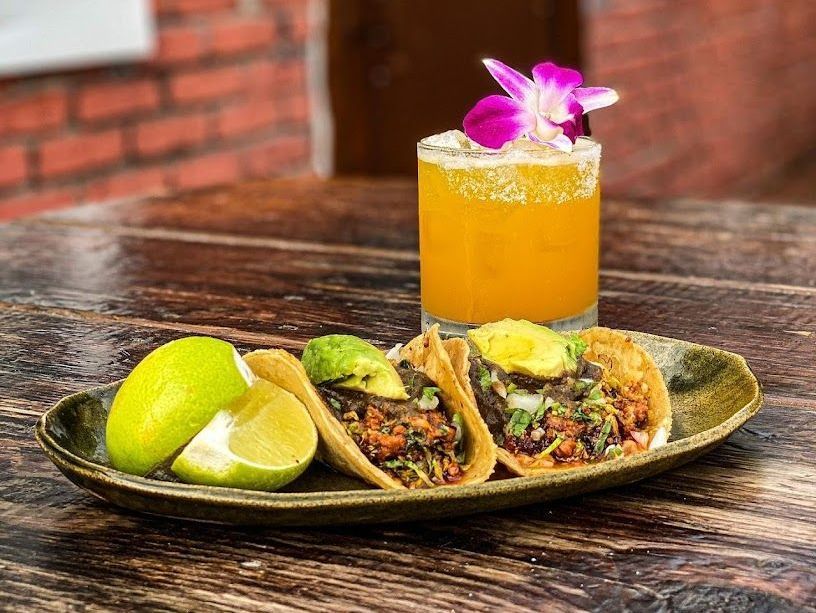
top-left (558, 117), bottom-right (583, 142)
top-left (463, 95), bottom-right (536, 149)
top-left (531, 115), bottom-right (563, 143)
top-left (542, 134), bottom-right (574, 152)
top-left (482, 58), bottom-right (537, 105)
top-left (549, 94), bottom-right (584, 125)
top-left (532, 62), bottom-right (583, 111)
top-left (573, 87), bottom-right (619, 112)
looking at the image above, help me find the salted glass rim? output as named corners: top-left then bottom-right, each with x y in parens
top-left (416, 135), bottom-right (600, 159)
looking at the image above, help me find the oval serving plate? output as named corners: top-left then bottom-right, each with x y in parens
top-left (35, 331), bottom-right (762, 526)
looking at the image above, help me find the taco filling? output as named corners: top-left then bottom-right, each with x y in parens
top-left (316, 362), bottom-right (465, 488)
top-left (300, 333), bottom-right (468, 489)
top-left (465, 319), bottom-right (658, 469)
top-left (467, 354), bottom-right (652, 467)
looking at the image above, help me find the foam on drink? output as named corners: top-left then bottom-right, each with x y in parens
top-left (417, 131), bottom-right (600, 205)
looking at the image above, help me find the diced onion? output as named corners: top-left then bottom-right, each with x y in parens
top-left (418, 394), bottom-right (439, 411)
top-left (507, 392), bottom-right (544, 413)
top-left (491, 379), bottom-right (507, 398)
top-left (488, 370), bottom-right (508, 398)
top-left (631, 430), bottom-right (649, 448)
top-left (385, 343), bottom-right (404, 361)
top-left (648, 427), bottom-right (668, 449)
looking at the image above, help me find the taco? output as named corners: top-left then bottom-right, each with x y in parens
top-left (443, 320), bottom-right (671, 475)
top-left (244, 325), bottom-right (495, 489)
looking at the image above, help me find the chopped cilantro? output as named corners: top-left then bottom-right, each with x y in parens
top-left (421, 386), bottom-right (440, 402)
top-left (605, 444), bottom-right (624, 458)
top-left (507, 409), bottom-right (532, 437)
top-left (573, 378), bottom-right (595, 393)
top-left (593, 418), bottom-right (614, 455)
top-left (567, 333), bottom-right (588, 361)
top-left (478, 366), bottom-right (491, 392)
top-left (539, 436), bottom-right (563, 458)
top-left (407, 429), bottom-right (426, 444)
top-left (452, 412), bottom-right (464, 446)
top-left (530, 402), bottom-right (548, 423)
top-left (403, 460), bottom-right (435, 487)
top-left (587, 385), bottom-right (604, 401)
top-left (328, 398), bottom-right (342, 411)
top-left (571, 409), bottom-right (594, 422)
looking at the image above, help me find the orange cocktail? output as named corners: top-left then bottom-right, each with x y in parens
top-left (417, 135), bottom-right (601, 335)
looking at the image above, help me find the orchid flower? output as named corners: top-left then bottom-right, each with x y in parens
top-left (463, 59), bottom-right (618, 152)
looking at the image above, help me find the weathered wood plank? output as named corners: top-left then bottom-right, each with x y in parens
top-left (37, 178), bottom-right (421, 250)
top-left (30, 179), bottom-right (816, 287)
top-left (2, 406), bottom-right (814, 613)
top-left (0, 224), bottom-right (813, 400)
top-left (2, 180), bottom-right (815, 610)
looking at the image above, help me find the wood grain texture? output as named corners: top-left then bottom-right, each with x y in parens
top-left (2, 311), bottom-right (814, 611)
top-left (35, 179), bottom-right (816, 286)
top-left (2, 178), bottom-right (816, 610)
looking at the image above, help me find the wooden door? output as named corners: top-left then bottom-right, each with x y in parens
top-left (327, 0), bottom-right (581, 175)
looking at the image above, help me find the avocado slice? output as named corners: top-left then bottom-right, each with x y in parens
top-left (467, 319), bottom-right (587, 378)
top-left (301, 334), bottom-right (409, 400)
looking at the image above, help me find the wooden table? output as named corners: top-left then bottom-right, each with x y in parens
top-left (2, 179), bottom-right (814, 611)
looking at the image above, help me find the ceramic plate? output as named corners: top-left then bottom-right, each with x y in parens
top-left (35, 331), bottom-right (762, 526)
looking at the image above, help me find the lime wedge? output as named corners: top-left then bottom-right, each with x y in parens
top-left (106, 336), bottom-right (254, 476)
top-left (171, 379), bottom-right (317, 491)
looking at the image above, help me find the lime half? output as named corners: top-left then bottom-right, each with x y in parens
top-left (171, 379), bottom-right (317, 491)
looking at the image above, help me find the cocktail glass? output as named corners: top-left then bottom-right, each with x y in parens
top-left (417, 134), bottom-right (601, 336)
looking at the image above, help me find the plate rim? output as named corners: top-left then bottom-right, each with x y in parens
top-left (34, 330), bottom-right (764, 511)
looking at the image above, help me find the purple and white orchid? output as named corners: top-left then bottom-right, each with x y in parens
top-left (463, 59), bottom-right (618, 152)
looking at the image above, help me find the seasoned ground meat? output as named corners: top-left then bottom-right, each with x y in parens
top-left (614, 393), bottom-right (649, 433)
top-left (318, 364), bottom-right (464, 488)
top-left (468, 352), bottom-right (652, 467)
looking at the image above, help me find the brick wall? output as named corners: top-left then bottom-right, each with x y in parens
top-left (584, 0), bottom-right (816, 199)
top-left (0, 0), bottom-right (311, 221)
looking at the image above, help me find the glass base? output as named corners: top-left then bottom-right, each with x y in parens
top-left (421, 303), bottom-right (598, 338)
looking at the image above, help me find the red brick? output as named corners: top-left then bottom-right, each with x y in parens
top-left (278, 94), bottom-right (309, 124)
top-left (86, 167), bottom-right (167, 202)
top-left (77, 80), bottom-right (160, 121)
top-left (0, 145), bottom-right (28, 188)
top-left (248, 60), bottom-right (305, 96)
top-left (277, 62), bottom-right (305, 88)
top-left (171, 151), bottom-right (241, 190)
top-left (169, 66), bottom-right (246, 104)
top-left (286, 7), bottom-right (310, 42)
top-left (0, 188), bottom-right (76, 222)
top-left (211, 20), bottom-right (276, 55)
top-left (155, 25), bottom-right (205, 64)
top-left (216, 101), bottom-right (277, 138)
top-left (155, 0), bottom-right (234, 16)
top-left (39, 130), bottom-right (123, 178)
top-left (0, 90), bottom-right (67, 136)
top-left (134, 114), bottom-right (209, 157)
